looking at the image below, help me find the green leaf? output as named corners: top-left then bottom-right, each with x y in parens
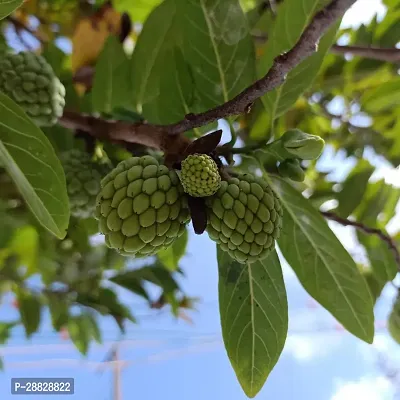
top-left (143, 46), bottom-right (194, 122)
top-left (269, 175), bottom-right (374, 343)
top-left (114, 0), bottom-right (162, 23)
top-left (76, 288), bottom-right (135, 333)
top-left (362, 77), bottom-right (400, 113)
top-left (217, 247), bottom-right (288, 398)
top-left (0, 92), bottom-right (70, 239)
top-left (0, 0), bottom-right (23, 20)
top-left (92, 36), bottom-right (131, 113)
top-left (362, 268), bottom-right (385, 304)
top-left (355, 180), bottom-right (400, 284)
top-left (0, 321), bottom-right (17, 344)
top-left (110, 264), bottom-right (180, 294)
top-left (85, 313), bottom-right (102, 344)
top-left (257, 17), bottom-right (340, 138)
top-left (130, 0), bottom-right (179, 116)
top-left (67, 316), bottom-right (90, 355)
top-left (47, 293), bottom-right (69, 331)
top-left (17, 289), bottom-right (42, 338)
top-left (6, 225), bottom-right (39, 275)
top-left (157, 229), bottom-right (188, 271)
top-left (42, 43), bottom-right (67, 77)
top-left (178, 0), bottom-right (255, 112)
top-left (335, 159), bottom-right (374, 218)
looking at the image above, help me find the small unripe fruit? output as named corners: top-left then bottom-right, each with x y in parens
top-left (0, 51), bottom-right (66, 126)
top-left (180, 154), bottom-right (221, 197)
top-left (206, 173), bottom-right (283, 264)
top-left (95, 156), bottom-right (191, 257)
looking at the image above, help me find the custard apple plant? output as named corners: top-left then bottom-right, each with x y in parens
top-left (0, 0), bottom-right (399, 398)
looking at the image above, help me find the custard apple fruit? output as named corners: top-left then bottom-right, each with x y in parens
top-left (95, 156), bottom-right (191, 257)
top-left (61, 149), bottom-right (111, 219)
top-left (206, 173), bottom-right (283, 263)
top-left (0, 51), bottom-right (65, 126)
top-left (180, 154), bottom-right (221, 197)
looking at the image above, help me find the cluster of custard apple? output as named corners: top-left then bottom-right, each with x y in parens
top-left (0, 51), bottom-right (66, 126)
top-left (94, 150), bottom-right (283, 264)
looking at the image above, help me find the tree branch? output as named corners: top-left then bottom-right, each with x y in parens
top-left (331, 44), bottom-right (400, 63)
top-left (6, 16), bottom-right (47, 45)
top-left (58, 110), bottom-right (191, 155)
top-left (321, 211), bottom-right (400, 273)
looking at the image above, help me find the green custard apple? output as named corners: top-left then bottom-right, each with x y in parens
top-left (206, 173), bottom-right (283, 264)
top-left (61, 149), bottom-right (111, 219)
top-left (180, 154), bottom-right (221, 197)
top-left (0, 51), bottom-right (65, 126)
top-left (95, 155), bottom-right (191, 257)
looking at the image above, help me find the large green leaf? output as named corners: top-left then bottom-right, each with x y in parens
top-left (142, 46), bottom-right (194, 124)
top-left (157, 229), bottom-right (188, 271)
top-left (17, 289), bottom-right (42, 338)
top-left (335, 159), bottom-right (374, 218)
top-left (177, 0), bottom-right (255, 111)
top-left (217, 247), bottom-right (288, 398)
top-left (0, 0), bottom-right (23, 20)
top-left (130, 0), bottom-right (179, 116)
top-left (0, 93), bottom-right (69, 239)
top-left (92, 36), bottom-right (131, 113)
top-left (269, 175), bottom-right (374, 343)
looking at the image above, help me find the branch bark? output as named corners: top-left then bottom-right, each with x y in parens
top-left (331, 44), bottom-right (400, 63)
top-left (6, 16), bottom-right (47, 45)
top-left (322, 211), bottom-right (400, 273)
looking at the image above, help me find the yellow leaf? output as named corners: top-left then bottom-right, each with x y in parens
top-left (71, 5), bottom-right (123, 73)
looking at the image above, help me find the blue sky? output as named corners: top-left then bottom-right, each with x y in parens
top-left (2, 1), bottom-right (400, 399)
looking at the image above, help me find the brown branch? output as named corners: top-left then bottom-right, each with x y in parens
top-left (321, 211), bottom-right (400, 273)
top-left (331, 44), bottom-right (400, 63)
top-left (58, 110), bottom-right (191, 156)
top-left (6, 16), bottom-right (47, 45)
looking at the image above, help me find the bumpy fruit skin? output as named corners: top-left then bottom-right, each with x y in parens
top-left (61, 149), bottom-right (110, 219)
top-left (95, 156), bottom-right (191, 257)
top-left (180, 154), bottom-right (221, 197)
top-left (206, 173), bottom-right (283, 264)
top-left (0, 52), bottom-right (65, 126)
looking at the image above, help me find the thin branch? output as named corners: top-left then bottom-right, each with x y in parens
top-left (331, 44), bottom-right (400, 63)
top-left (322, 211), bottom-right (400, 272)
top-left (6, 16), bottom-right (47, 45)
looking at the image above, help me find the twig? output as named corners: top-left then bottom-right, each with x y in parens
top-left (321, 211), bottom-right (400, 272)
top-left (331, 44), bottom-right (400, 63)
top-left (6, 16), bottom-right (47, 45)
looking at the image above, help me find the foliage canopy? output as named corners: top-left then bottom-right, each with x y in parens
top-left (0, 0), bottom-right (400, 397)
